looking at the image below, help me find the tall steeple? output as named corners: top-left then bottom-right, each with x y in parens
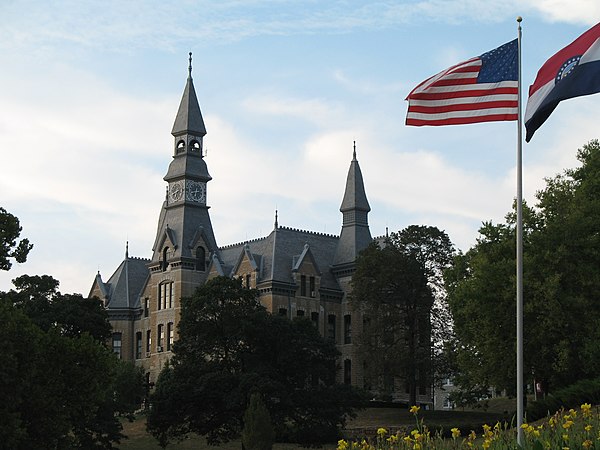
top-left (332, 142), bottom-right (372, 267)
top-left (150, 54), bottom-right (218, 270)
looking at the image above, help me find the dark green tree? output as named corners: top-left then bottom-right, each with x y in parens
top-left (0, 301), bottom-right (143, 449)
top-left (446, 140), bottom-right (600, 397)
top-left (4, 274), bottom-right (111, 342)
top-left (0, 207), bottom-right (32, 271)
top-left (351, 240), bottom-right (433, 405)
top-left (147, 276), bottom-right (364, 447)
top-left (242, 392), bottom-right (275, 450)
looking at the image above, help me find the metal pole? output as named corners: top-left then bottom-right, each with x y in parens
top-left (516, 15), bottom-right (524, 447)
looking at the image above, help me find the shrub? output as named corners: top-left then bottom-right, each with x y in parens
top-left (242, 393), bottom-right (275, 450)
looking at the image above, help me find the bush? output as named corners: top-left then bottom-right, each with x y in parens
top-left (242, 393), bottom-right (275, 450)
top-left (527, 377), bottom-right (600, 421)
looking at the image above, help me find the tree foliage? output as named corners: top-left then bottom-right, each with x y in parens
top-left (447, 140), bottom-right (600, 396)
top-left (147, 276), bottom-right (365, 447)
top-left (0, 207), bottom-right (32, 271)
top-left (242, 392), bottom-right (275, 450)
top-left (351, 226), bottom-right (455, 405)
top-left (0, 263), bottom-right (143, 448)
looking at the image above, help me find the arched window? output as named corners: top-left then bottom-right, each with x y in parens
top-left (195, 246), bottom-right (205, 271)
top-left (344, 359), bottom-right (352, 385)
top-left (161, 246), bottom-right (169, 271)
top-left (176, 140), bottom-right (185, 154)
top-left (190, 140), bottom-right (201, 152)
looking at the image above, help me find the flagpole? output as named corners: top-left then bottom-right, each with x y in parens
top-left (516, 15), bottom-right (524, 447)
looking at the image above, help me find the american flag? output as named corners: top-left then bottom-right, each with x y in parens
top-left (406, 39), bottom-right (519, 126)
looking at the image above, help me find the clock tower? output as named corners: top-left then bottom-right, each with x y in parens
top-left (142, 54), bottom-right (219, 376)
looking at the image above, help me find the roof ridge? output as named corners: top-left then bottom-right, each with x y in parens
top-left (219, 234), bottom-right (270, 250)
top-left (278, 225), bottom-right (338, 239)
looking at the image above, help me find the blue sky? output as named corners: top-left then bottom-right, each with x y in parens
top-left (1, 1), bottom-right (599, 295)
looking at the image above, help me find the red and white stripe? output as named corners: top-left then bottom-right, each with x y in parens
top-left (406, 58), bottom-right (518, 126)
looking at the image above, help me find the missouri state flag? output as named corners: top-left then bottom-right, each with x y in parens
top-left (525, 23), bottom-right (600, 142)
top-left (405, 39), bottom-right (518, 126)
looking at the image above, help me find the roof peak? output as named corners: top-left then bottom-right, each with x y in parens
top-left (171, 53), bottom-right (206, 137)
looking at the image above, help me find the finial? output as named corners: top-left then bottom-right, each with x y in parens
top-left (188, 52), bottom-right (193, 78)
top-left (386, 226), bottom-right (389, 238)
top-left (274, 209), bottom-right (279, 229)
top-left (516, 16), bottom-right (522, 23)
top-left (353, 140), bottom-right (357, 160)
top-left (126, 240), bottom-right (129, 259)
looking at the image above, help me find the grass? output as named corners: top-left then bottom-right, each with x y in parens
top-left (117, 407), bottom-right (509, 450)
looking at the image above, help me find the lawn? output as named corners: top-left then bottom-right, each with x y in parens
top-left (118, 406), bottom-right (510, 450)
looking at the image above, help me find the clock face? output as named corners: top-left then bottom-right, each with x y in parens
top-left (186, 181), bottom-right (206, 204)
top-left (169, 181), bottom-right (184, 202)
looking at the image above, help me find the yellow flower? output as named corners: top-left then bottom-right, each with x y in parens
top-left (469, 430), bottom-right (477, 441)
top-left (583, 440), bottom-right (593, 449)
top-left (563, 420), bottom-right (574, 429)
top-left (482, 439), bottom-right (491, 449)
top-left (582, 403), bottom-right (592, 417)
top-left (337, 439), bottom-right (349, 450)
top-left (377, 427), bottom-right (387, 437)
top-left (403, 436), bottom-right (413, 444)
top-left (585, 424), bottom-right (593, 432)
top-left (563, 434), bottom-right (569, 441)
top-left (451, 427), bottom-right (461, 439)
top-left (413, 443), bottom-right (421, 450)
top-left (409, 405), bottom-right (420, 415)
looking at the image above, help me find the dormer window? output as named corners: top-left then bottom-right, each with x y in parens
top-left (190, 140), bottom-right (201, 152)
top-left (176, 140), bottom-right (185, 154)
top-left (161, 247), bottom-right (169, 271)
top-left (195, 246), bottom-right (205, 271)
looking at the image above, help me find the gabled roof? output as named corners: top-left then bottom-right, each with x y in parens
top-left (218, 226), bottom-right (341, 291)
top-left (292, 243), bottom-right (320, 274)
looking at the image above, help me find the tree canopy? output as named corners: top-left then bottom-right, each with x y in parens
top-left (147, 276), bottom-right (365, 447)
top-left (351, 226), bottom-right (455, 405)
top-left (0, 207), bottom-right (32, 271)
top-left (446, 139), bottom-right (600, 397)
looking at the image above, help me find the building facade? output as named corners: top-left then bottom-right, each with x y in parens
top-left (89, 59), bottom-right (432, 404)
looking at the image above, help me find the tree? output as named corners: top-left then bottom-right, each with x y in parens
top-left (242, 392), bottom-right (275, 450)
top-left (147, 276), bottom-right (365, 447)
top-left (0, 301), bottom-right (144, 449)
top-left (4, 274), bottom-right (111, 342)
top-left (351, 240), bottom-right (433, 405)
top-left (446, 140), bottom-right (600, 397)
top-left (0, 207), bottom-right (32, 271)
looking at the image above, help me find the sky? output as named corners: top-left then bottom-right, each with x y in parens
top-left (1, 1), bottom-right (599, 295)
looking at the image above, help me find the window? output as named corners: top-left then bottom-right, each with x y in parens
top-left (112, 332), bottom-right (122, 358)
top-left (443, 378), bottom-right (454, 387)
top-left (158, 282), bottom-right (173, 310)
top-left (196, 246), bottom-right (205, 271)
top-left (311, 311), bottom-right (319, 327)
top-left (146, 330), bottom-right (152, 354)
top-left (157, 324), bottom-right (164, 351)
top-left (167, 322), bottom-right (174, 351)
top-left (144, 298), bottom-right (149, 317)
top-left (300, 275), bottom-right (306, 296)
top-left (246, 274), bottom-right (251, 288)
top-left (297, 310), bottom-right (305, 317)
top-left (190, 140), bottom-right (201, 152)
top-left (161, 246), bottom-right (169, 271)
top-left (344, 359), bottom-right (352, 385)
top-left (309, 276), bottom-right (315, 297)
top-left (176, 140), bottom-right (185, 154)
top-left (344, 314), bottom-right (352, 344)
top-left (136, 331), bottom-right (142, 359)
top-left (327, 315), bottom-right (336, 342)
top-left (278, 308), bottom-right (287, 317)
top-left (443, 394), bottom-right (454, 409)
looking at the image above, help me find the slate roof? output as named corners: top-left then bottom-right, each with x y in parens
top-left (100, 256), bottom-right (150, 310)
top-left (218, 226), bottom-right (342, 291)
top-left (171, 72), bottom-right (206, 137)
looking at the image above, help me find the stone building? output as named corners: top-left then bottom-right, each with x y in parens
top-left (89, 58), bottom-right (432, 404)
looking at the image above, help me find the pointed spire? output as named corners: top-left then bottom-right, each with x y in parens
top-left (125, 241), bottom-right (129, 259)
top-left (340, 141), bottom-right (370, 214)
top-left (172, 52), bottom-right (207, 137)
top-left (274, 209), bottom-right (279, 229)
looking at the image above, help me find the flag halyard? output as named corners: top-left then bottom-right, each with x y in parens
top-left (406, 39), bottom-right (519, 126)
